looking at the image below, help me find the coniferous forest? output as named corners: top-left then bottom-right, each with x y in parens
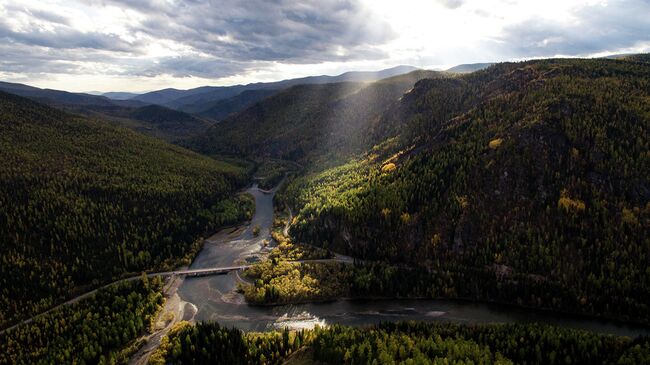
top-left (0, 277), bottom-right (164, 365)
top-left (0, 91), bottom-right (253, 327)
top-left (276, 58), bottom-right (650, 323)
top-left (1, 53), bottom-right (649, 364)
top-left (150, 320), bottom-right (650, 365)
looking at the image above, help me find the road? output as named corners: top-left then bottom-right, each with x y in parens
top-left (0, 259), bottom-right (350, 336)
top-left (149, 265), bottom-right (250, 278)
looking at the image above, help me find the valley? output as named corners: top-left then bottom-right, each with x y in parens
top-left (1, 56), bottom-right (649, 364)
top-left (148, 178), bottom-right (650, 337)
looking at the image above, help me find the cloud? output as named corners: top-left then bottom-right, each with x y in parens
top-left (0, 7), bottom-right (140, 53)
top-left (1, 0), bottom-right (650, 91)
top-left (117, 0), bottom-right (395, 63)
top-left (138, 56), bottom-right (250, 78)
top-left (499, 0), bottom-right (650, 57)
top-left (24, 8), bottom-right (71, 26)
top-left (438, 0), bottom-right (465, 9)
top-left (0, 0), bottom-right (395, 82)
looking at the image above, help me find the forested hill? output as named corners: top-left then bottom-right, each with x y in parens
top-left (0, 81), bottom-right (215, 142)
top-left (279, 57), bottom-right (650, 323)
top-left (0, 91), bottom-right (253, 328)
top-left (126, 104), bottom-right (214, 139)
top-left (186, 70), bottom-right (439, 163)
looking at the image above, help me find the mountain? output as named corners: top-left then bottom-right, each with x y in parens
top-left (0, 81), bottom-right (143, 108)
top-left (133, 66), bottom-right (420, 115)
top-left (196, 89), bottom-right (279, 121)
top-left (72, 104), bottom-right (214, 141)
top-left (168, 86), bottom-right (264, 112)
top-left (131, 86), bottom-right (215, 105)
top-left (0, 91), bottom-right (253, 327)
top-left (276, 57), bottom-right (650, 323)
top-left (57, 103), bottom-right (214, 141)
top-left (189, 57), bottom-right (650, 323)
top-left (0, 81), bottom-right (214, 141)
top-left (187, 69), bottom-right (439, 162)
top-left (446, 62), bottom-right (494, 73)
top-left (336, 65), bottom-right (420, 81)
top-left (102, 91), bottom-right (140, 100)
top-left (126, 104), bottom-right (214, 139)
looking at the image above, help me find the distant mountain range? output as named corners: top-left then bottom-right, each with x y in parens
top-left (0, 64), bottom-right (505, 141)
top-left (0, 81), bottom-right (210, 141)
top-left (0, 66), bottom-right (423, 139)
top-left (0, 81), bottom-right (144, 108)
top-left (130, 65), bottom-right (420, 113)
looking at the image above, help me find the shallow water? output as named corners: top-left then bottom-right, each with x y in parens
top-left (177, 184), bottom-right (650, 337)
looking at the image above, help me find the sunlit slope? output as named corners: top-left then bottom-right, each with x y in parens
top-left (281, 58), bottom-right (650, 322)
top-left (0, 91), bottom-right (252, 327)
top-left (187, 70), bottom-right (439, 163)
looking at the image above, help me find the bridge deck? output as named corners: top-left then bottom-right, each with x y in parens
top-left (149, 265), bottom-right (250, 278)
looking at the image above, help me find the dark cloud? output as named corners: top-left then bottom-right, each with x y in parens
top-left (105, 0), bottom-right (395, 63)
top-left (1, 0), bottom-right (395, 79)
top-left (0, 42), bottom-right (135, 76)
top-left (500, 0), bottom-right (650, 57)
top-left (0, 9), bottom-right (140, 53)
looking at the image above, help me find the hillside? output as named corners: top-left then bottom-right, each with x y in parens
top-left (445, 62), bottom-right (494, 73)
top-left (127, 104), bottom-right (214, 139)
top-left (187, 70), bottom-right (440, 163)
top-left (275, 58), bottom-right (650, 323)
top-left (190, 89), bottom-right (279, 120)
top-left (65, 103), bottom-right (214, 141)
top-left (0, 91), bottom-right (253, 327)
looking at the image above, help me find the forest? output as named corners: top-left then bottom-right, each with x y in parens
top-left (276, 58), bottom-right (650, 324)
top-left (0, 277), bottom-right (164, 365)
top-left (186, 70), bottom-right (440, 164)
top-left (150, 320), bottom-right (650, 364)
top-left (2, 55), bottom-right (650, 363)
top-left (0, 91), bottom-right (254, 328)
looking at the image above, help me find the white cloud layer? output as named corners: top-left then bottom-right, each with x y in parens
top-left (0, 0), bottom-right (648, 92)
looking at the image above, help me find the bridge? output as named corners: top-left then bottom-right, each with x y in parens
top-left (0, 259), bottom-right (351, 335)
top-left (150, 265), bottom-right (251, 278)
top-left (149, 258), bottom-right (352, 278)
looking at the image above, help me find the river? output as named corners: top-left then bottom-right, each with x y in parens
top-left (177, 183), bottom-right (650, 337)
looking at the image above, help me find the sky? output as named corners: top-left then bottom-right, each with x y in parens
top-left (1, 0), bottom-right (649, 93)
